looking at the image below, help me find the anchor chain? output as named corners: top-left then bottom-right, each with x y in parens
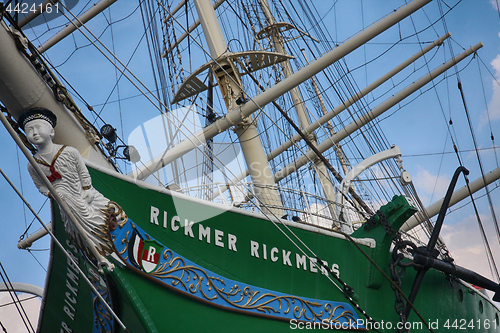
top-left (316, 258), bottom-right (375, 326)
top-left (376, 211), bottom-right (415, 333)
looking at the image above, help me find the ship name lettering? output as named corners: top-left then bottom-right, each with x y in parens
top-left (282, 250), bottom-right (292, 266)
top-left (270, 247), bottom-right (279, 262)
top-left (149, 206), bottom-right (238, 252)
top-left (171, 215), bottom-right (180, 231)
top-left (61, 240), bottom-right (80, 328)
top-left (309, 257), bottom-right (318, 273)
top-left (60, 322), bottom-right (72, 333)
top-left (199, 224), bottom-right (210, 243)
top-left (184, 219), bottom-right (195, 237)
top-left (296, 253), bottom-right (307, 270)
top-left (149, 206), bottom-right (341, 275)
top-left (250, 240), bottom-right (340, 277)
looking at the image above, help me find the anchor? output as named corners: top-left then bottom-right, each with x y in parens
top-left (402, 166), bottom-right (500, 326)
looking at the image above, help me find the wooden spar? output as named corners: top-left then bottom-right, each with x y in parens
top-left (193, 0), bottom-right (284, 216)
top-left (265, 33), bottom-right (452, 162)
top-left (401, 166), bottom-right (500, 231)
top-left (208, 33), bottom-right (452, 200)
top-left (133, 0), bottom-right (433, 180)
top-left (273, 42), bottom-right (483, 182)
top-left (0, 21), bottom-right (112, 168)
top-left (162, 0), bottom-right (227, 57)
top-left (38, 0), bottom-right (118, 53)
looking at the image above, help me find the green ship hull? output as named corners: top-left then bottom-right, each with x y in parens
top-left (36, 165), bottom-right (500, 332)
top-left (1, 1), bottom-right (499, 332)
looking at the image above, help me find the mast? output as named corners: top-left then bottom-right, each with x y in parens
top-left (301, 48), bottom-right (362, 218)
top-left (162, 0), bottom-right (227, 57)
top-left (134, 0), bottom-right (432, 180)
top-left (301, 50), bottom-right (350, 178)
top-left (258, 0), bottom-right (338, 219)
top-left (193, 0), bottom-right (284, 216)
top-left (208, 33), bottom-right (451, 201)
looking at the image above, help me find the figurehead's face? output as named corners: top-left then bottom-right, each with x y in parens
top-left (25, 119), bottom-right (55, 147)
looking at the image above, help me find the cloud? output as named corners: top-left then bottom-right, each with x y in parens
top-left (413, 167), bottom-right (450, 206)
top-left (490, 0), bottom-right (500, 11)
top-left (441, 213), bottom-right (500, 282)
top-left (0, 292), bottom-right (40, 332)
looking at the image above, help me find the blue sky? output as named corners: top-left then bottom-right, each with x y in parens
top-left (1, 0), bottom-right (500, 329)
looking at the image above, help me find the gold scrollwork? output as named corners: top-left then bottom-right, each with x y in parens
top-left (119, 230), bottom-right (130, 256)
top-left (325, 304), bottom-right (357, 323)
top-left (101, 201), bottom-right (128, 229)
top-left (88, 271), bottom-right (113, 333)
top-left (143, 248), bottom-right (355, 324)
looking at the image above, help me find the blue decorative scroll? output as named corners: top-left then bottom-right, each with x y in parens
top-left (111, 219), bottom-right (363, 327)
top-left (90, 270), bottom-right (113, 333)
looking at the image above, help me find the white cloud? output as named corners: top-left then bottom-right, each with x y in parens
top-left (0, 292), bottom-right (40, 332)
top-left (491, 0), bottom-right (500, 11)
top-left (441, 213), bottom-right (500, 282)
top-left (413, 167), bottom-right (450, 206)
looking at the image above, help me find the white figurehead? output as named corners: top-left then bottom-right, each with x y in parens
top-left (19, 107), bottom-right (124, 259)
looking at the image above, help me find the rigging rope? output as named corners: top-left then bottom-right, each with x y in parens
top-left (281, 0), bottom-right (414, 208)
top-left (0, 262), bottom-right (35, 333)
top-left (412, 0), bottom-right (500, 282)
top-left (476, 55), bottom-right (500, 181)
top-left (13, 1), bottom-right (493, 329)
top-left (0, 165), bottom-right (130, 332)
top-left (18, 198), bottom-right (48, 242)
top-left (129, 3), bottom-right (383, 319)
top-left (15, 144), bottom-right (28, 229)
top-left (27, 249), bottom-right (48, 272)
top-left (456, 80), bottom-right (500, 280)
top-left (438, 0), bottom-right (500, 277)
top-left (0, 295), bottom-right (38, 310)
top-left (0, 319), bottom-right (7, 333)
top-left (476, 58), bottom-right (500, 242)
top-left (50, 1), bottom-right (186, 186)
top-left (108, 7), bottom-right (125, 174)
top-left (225, 1), bottom-right (440, 325)
top-left (52, 0), bottom-right (339, 224)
